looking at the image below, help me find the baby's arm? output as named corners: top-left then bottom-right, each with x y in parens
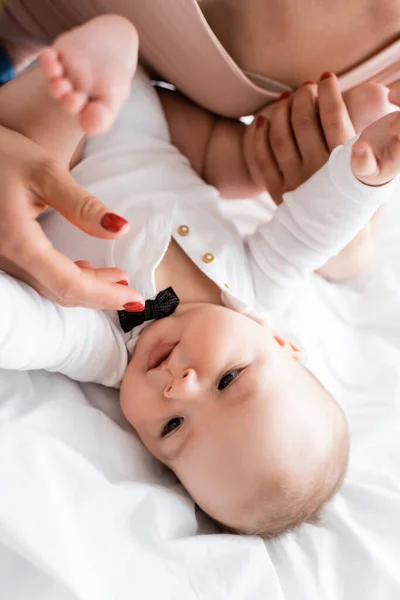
top-left (0, 67), bottom-right (131, 386)
top-left (158, 88), bottom-right (259, 199)
top-left (247, 112), bottom-right (400, 313)
top-left (0, 272), bottom-right (127, 387)
top-left (158, 82), bottom-right (355, 201)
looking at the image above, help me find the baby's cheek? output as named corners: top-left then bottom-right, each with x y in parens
top-left (120, 373), bottom-right (160, 446)
top-left (119, 381), bottom-right (134, 424)
top-left (344, 82), bottom-right (396, 133)
top-left (120, 370), bottom-right (141, 426)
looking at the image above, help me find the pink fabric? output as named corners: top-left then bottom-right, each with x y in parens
top-left (0, 0), bottom-right (399, 117)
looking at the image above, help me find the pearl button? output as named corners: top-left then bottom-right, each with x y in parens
top-left (177, 225), bottom-right (190, 236)
top-left (202, 252), bottom-right (215, 264)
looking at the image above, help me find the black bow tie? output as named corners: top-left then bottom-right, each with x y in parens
top-left (118, 287), bottom-right (180, 333)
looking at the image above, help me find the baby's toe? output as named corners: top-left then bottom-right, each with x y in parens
top-left (40, 47), bottom-right (64, 80)
top-left (49, 77), bottom-right (73, 100)
top-left (60, 90), bottom-right (88, 115)
top-left (80, 101), bottom-right (114, 135)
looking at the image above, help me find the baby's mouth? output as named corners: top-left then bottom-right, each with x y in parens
top-left (147, 343), bottom-right (177, 371)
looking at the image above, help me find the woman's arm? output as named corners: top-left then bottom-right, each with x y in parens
top-left (0, 272), bottom-right (127, 387)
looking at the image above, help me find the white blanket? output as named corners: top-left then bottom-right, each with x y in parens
top-left (1, 197), bottom-right (400, 599)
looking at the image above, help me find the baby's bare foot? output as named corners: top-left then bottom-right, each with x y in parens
top-left (317, 220), bottom-right (377, 281)
top-left (39, 15), bottom-right (138, 135)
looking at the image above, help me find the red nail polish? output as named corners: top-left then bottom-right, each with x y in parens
top-left (320, 72), bottom-right (333, 80)
top-left (101, 212), bottom-right (128, 233)
top-left (116, 280), bottom-right (128, 286)
top-left (123, 302), bottom-right (145, 312)
top-left (255, 115), bottom-right (265, 129)
top-left (279, 91), bottom-right (291, 101)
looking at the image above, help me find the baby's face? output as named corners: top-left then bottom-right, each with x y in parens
top-left (120, 303), bottom-right (340, 528)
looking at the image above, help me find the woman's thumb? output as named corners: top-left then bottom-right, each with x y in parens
top-left (32, 157), bottom-right (129, 239)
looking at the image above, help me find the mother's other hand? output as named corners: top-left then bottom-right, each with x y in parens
top-left (0, 125), bottom-right (143, 309)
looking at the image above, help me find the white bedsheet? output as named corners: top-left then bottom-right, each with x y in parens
top-left (1, 197), bottom-right (400, 599)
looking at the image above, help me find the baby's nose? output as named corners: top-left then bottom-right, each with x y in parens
top-left (163, 368), bottom-right (199, 400)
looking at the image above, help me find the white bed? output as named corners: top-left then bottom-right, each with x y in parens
top-left (1, 196), bottom-right (400, 600)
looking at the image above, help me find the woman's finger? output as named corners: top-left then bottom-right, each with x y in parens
top-left (268, 96), bottom-right (303, 189)
top-left (253, 116), bottom-right (285, 204)
top-left (318, 73), bottom-right (356, 150)
top-left (291, 82), bottom-right (329, 173)
top-left (75, 262), bottom-right (130, 284)
top-left (87, 267), bottom-right (130, 284)
top-left (75, 260), bottom-right (94, 269)
top-left (30, 156), bottom-right (130, 240)
top-left (388, 80), bottom-right (400, 107)
top-left (243, 114), bottom-right (271, 193)
top-left (8, 220), bottom-right (143, 309)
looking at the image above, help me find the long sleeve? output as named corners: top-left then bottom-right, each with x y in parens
top-left (247, 137), bottom-right (399, 313)
top-left (0, 273), bottom-right (127, 387)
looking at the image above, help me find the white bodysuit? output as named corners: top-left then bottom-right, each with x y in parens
top-left (0, 68), bottom-right (398, 387)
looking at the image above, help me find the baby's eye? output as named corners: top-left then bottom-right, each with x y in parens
top-left (218, 370), bottom-right (241, 391)
top-left (161, 417), bottom-right (184, 437)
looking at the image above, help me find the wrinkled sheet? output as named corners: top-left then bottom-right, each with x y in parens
top-left (1, 195), bottom-right (400, 599)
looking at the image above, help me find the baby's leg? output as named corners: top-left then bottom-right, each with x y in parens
top-left (0, 66), bottom-right (84, 168)
top-left (39, 15), bottom-right (138, 135)
top-left (317, 217), bottom-right (378, 281)
top-left (0, 4), bottom-right (139, 134)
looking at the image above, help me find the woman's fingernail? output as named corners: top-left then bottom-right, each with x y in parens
top-left (279, 91), bottom-right (291, 101)
top-left (117, 280), bottom-right (128, 286)
top-left (320, 72), bottom-right (334, 80)
top-left (256, 115), bottom-right (265, 129)
top-left (101, 212), bottom-right (128, 233)
top-left (123, 302), bottom-right (145, 312)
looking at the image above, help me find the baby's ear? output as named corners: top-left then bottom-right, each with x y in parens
top-left (272, 333), bottom-right (303, 361)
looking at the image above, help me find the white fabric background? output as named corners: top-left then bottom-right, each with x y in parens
top-left (1, 191), bottom-right (400, 599)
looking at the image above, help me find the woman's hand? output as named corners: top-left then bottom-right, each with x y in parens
top-left (245, 73), bottom-right (356, 204)
top-left (0, 125), bottom-right (143, 309)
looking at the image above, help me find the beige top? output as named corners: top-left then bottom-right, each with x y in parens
top-left (134, 0), bottom-right (400, 116)
top-left (1, 0), bottom-right (399, 116)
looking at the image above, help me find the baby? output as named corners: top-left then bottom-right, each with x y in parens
top-left (0, 16), bottom-right (399, 537)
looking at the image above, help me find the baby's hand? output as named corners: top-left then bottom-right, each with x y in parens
top-left (351, 112), bottom-right (400, 186)
top-left (248, 73), bottom-right (356, 204)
